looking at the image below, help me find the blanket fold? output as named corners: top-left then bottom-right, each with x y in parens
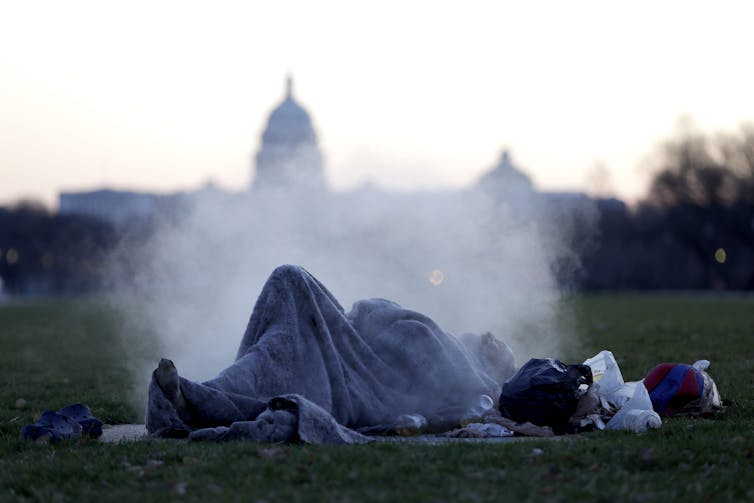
top-left (188, 394), bottom-right (371, 444)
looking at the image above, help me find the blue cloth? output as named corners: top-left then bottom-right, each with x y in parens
top-left (22, 403), bottom-right (102, 442)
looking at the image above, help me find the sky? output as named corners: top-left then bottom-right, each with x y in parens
top-left (1, 0), bottom-right (753, 208)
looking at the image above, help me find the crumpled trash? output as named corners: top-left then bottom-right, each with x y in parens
top-left (443, 422), bottom-right (514, 438)
top-left (604, 381), bottom-right (661, 432)
top-left (464, 422), bottom-right (514, 437)
top-left (583, 350), bottom-right (662, 433)
top-left (568, 385), bottom-right (607, 431)
top-left (643, 360), bottom-right (722, 416)
top-left (480, 408), bottom-right (555, 437)
top-left (22, 403), bottom-right (103, 442)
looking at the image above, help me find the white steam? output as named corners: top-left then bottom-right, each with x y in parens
top-left (109, 182), bottom-right (595, 390)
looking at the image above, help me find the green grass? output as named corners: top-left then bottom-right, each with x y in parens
top-left (1, 295), bottom-right (753, 502)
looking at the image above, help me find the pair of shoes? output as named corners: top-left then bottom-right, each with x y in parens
top-left (22, 403), bottom-right (103, 442)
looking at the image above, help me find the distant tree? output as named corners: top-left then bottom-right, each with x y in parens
top-left (12, 199), bottom-right (51, 215)
top-left (580, 121), bottom-right (754, 290)
top-left (0, 203), bottom-right (117, 295)
top-left (647, 121), bottom-right (740, 207)
top-left (717, 123), bottom-right (754, 204)
top-left (641, 121), bottom-right (754, 289)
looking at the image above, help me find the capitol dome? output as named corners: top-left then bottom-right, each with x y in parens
top-left (476, 150), bottom-right (535, 200)
top-left (252, 77), bottom-right (325, 191)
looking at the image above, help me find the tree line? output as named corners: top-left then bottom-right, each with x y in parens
top-left (0, 202), bottom-right (117, 295)
top-left (582, 123), bottom-right (754, 289)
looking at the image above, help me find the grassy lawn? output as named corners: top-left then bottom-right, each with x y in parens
top-left (1, 295), bottom-right (753, 501)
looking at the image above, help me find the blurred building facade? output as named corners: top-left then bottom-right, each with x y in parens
top-left (59, 189), bottom-right (187, 227)
top-left (62, 77), bottom-right (583, 225)
top-left (20, 77), bottom-right (608, 297)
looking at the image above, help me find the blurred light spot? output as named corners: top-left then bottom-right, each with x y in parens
top-left (429, 269), bottom-right (444, 286)
top-left (6, 248), bottom-right (19, 265)
top-left (42, 253), bottom-right (54, 270)
top-left (714, 248), bottom-right (726, 264)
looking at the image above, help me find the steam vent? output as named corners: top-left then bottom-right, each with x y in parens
top-left (252, 76), bottom-right (326, 191)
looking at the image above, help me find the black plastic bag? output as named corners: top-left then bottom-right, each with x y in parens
top-left (498, 358), bottom-right (593, 434)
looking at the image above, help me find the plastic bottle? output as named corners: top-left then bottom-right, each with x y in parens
top-left (460, 394), bottom-right (495, 426)
top-left (623, 409), bottom-right (662, 432)
top-left (605, 382), bottom-right (662, 432)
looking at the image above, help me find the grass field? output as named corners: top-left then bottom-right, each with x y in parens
top-left (1, 295), bottom-right (753, 501)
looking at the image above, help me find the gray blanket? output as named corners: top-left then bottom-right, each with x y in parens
top-left (146, 265), bottom-right (513, 443)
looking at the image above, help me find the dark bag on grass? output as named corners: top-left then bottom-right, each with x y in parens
top-left (498, 358), bottom-right (593, 434)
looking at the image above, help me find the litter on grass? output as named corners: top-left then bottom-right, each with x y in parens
top-left (23, 352), bottom-right (722, 445)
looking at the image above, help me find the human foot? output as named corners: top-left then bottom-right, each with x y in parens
top-left (154, 358), bottom-right (187, 415)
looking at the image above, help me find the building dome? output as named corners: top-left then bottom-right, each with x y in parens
top-left (262, 82), bottom-right (317, 146)
top-left (476, 150), bottom-right (535, 200)
top-left (252, 77), bottom-right (325, 191)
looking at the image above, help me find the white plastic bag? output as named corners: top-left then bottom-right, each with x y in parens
top-left (583, 350), bottom-right (624, 395)
top-left (606, 381), bottom-right (639, 409)
top-left (583, 350), bottom-right (662, 432)
top-left (605, 381), bottom-right (662, 432)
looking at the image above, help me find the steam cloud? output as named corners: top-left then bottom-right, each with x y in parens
top-left (108, 181), bottom-right (595, 401)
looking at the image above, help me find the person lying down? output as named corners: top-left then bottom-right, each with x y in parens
top-left (147, 264), bottom-right (516, 444)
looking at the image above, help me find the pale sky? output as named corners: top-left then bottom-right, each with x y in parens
top-left (1, 0), bottom-right (753, 208)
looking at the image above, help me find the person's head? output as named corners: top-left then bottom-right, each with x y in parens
top-left (461, 332), bottom-right (516, 384)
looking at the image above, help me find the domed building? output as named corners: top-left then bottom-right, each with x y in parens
top-left (476, 149), bottom-right (535, 199)
top-left (252, 77), bottom-right (326, 191)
